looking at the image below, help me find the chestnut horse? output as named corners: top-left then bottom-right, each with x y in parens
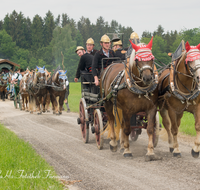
top-left (48, 70), bottom-right (67, 115)
top-left (19, 72), bottom-right (29, 111)
top-left (101, 37), bottom-right (160, 160)
top-left (158, 41), bottom-right (200, 158)
top-left (27, 66), bottom-right (48, 114)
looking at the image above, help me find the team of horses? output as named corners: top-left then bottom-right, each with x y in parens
top-left (8, 66), bottom-right (70, 115)
top-left (2, 37), bottom-right (200, 161)
top-left (101, 38), bottom-right (200, 161)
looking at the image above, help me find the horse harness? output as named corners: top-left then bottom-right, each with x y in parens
top-left (159, 51), bottom-right (200, 109)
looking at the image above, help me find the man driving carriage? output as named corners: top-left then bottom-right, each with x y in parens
top-left (92, 34), bottom-right (116, 86)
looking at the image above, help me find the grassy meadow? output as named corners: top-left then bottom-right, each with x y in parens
top-left (0, 124), bottom-right (64, 190)
top-left (68, 82), bottom-right (196, 136)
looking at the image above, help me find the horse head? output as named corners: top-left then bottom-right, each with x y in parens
top-left (185, 41), bottom-right (200, 85)
top-left (56, 70), bottom-right (67, 90)
top-left (36, 66), bottom-right (47, 84)
top-left (0, 74), bottom-right (8, 86)
top-left (129, 37), bottom-right (155, 85)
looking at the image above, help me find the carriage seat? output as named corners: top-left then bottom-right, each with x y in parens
top-left (172, 40), bottom-right (185, 61)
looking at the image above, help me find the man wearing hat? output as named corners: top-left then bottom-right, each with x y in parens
top-left (74, 45), bottom-right (94, 93)
top-left (86, 38), bottom-right (98, 56)
top-left (92, 34), bottom-right (116, 86)
top-left (112, 40), bottom-right (126, 60)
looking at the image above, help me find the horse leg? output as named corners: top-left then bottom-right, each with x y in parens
top-left (46, 93), bottom-right (50, 112)
top-left (21, 95), bottom-right (25, 110)
top-left (36, 96), bottom-right (41, 115)
top-left (59, 96), bottom-right (64, 114)
top-left (104, 100), bottom-right (118, 152)
top-left (42, 95), bottom-right (46, 113)
top-left (65, 96), bottom-right (70, 112)
top-left (168, 109), bottom-right (183, 157)
top-left (192, 104), bottom-right (200, 158)
top-left (25, 95), bottom-right (29, 112)
top-left (160, 108), bottom-right (173, 152)
top-left (121, 113), bottom-right (133, 158)
top-left (29, 95), bottom-right (33, 114)
top-left (145, 107), bottom-right (162, 161)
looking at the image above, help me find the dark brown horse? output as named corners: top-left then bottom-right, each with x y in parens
top-left (0, 74), bottom-right (8, 101)
top-left (158, 41), bottom-right (200, 158)
top-left (101, 38), bottom-right (160, 160)
top-left (48, 70), bottom-right (67, 115)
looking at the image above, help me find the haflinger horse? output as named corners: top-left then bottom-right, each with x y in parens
top-left (48, 69), bottom-right (67, 115)
top-left (158, 41), bottom-right (200, 158)
top-left (19, 72), bottom-right (29, 111)
top-left (0, 74), bottom-right (8, 101)
top-left (101, 37), bottom-right (160, 161)
top-left (27, 66), bottom-right (48, 114)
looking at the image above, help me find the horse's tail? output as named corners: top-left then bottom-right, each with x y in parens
top-left (106, 107), bottom-right (123, 141)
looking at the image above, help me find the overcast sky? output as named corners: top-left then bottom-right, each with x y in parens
top-left (1, 0), bottom-right (199, 38)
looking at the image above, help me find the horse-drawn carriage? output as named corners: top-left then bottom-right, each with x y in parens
top-left (0, 59), bottom-right (20, 103)
top-left (77, 50), bottom-right (160, 156)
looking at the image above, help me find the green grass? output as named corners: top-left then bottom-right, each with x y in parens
top-left (67, 82), bottom-right (82, 113)
top-left (159, 112), bottom-right (196, 136)
top-left (0, 124), bottom-right (64, 190)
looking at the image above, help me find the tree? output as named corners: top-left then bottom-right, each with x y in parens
top-left (31, 14), bottom-right (44, 51)
top-left (61, 13), bottom-right (70, 27)
top-left (0, 30), bottom-right (16, 59)
top-left (43, 11), bottom-right (55, 46)
top-left (51, 25), bottom-right (76, 67)
top-left (153, 25), bottom-right (165, 38)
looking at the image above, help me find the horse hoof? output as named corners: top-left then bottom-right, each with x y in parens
top-left (191, 149), bottom-right (199, 158)
top-left (37, 112), bottom-right (42, 115)
top-left (59, 112), bottom-right (62, 115)
top-left (67, 109), bottom-right (70, 113)
top-left (123, 153), bottom-right (133, 158)
top-left (30, 111), bottom-right (33, 114)
top-left (119, 148), bottom-right (124, 153)
top-left (173, 152), bottom-right (181, 158)
top-left (169, 148), bottom-right (174, 153)
top-left (145, 155), bottom-right (162, 162)
top-left (110, 144), bottom-right (117, 152)
top-left (47, 110), bottom-right (50, 112)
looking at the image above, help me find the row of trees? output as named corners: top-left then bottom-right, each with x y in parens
top-left (0, 10), bottom-right (200, 81)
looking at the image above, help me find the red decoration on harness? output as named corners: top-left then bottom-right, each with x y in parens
top-left (129, 37), bottom-right (154, 61)
top-left (185, 41), bottom-right (200, 64)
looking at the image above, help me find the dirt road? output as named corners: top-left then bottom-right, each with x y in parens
top-left (0, 100), bottom-right (200, 190)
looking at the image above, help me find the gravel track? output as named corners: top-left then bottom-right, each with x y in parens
top-left (0, 100), bottom-right (200, 190)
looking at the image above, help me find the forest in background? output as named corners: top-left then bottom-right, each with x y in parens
top-left (0, 10), bottom-right (200, 81)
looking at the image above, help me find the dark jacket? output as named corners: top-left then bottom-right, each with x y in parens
top-left (114, 48), bottom-right (127, 60)
top-left (75, 53), bottom-right (94, 79)
top-left (90, 49), bottom-right (98, 56)
top-left (92, 48), bottom-right (116, 77)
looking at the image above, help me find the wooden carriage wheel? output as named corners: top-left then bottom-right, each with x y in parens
top-left (79, 98), bottom-right (89, 143)
top-left (130, 129), bottom-right (139, 141)
top-left (94, 109), bottom-right (104, 150)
